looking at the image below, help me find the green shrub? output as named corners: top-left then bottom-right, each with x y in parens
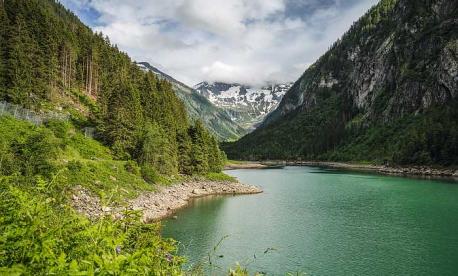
top-left (125, 160), bottom-right (141, 176)
top-left (67, 160), bottom-right (83, 172)
top-left (141, 165), bottom-right (162, 184)
top-left (13, 128), bottom-right (60, 178)
top-left (0, 178), bottom-right (184, 275)
top-left (46, 120), bottom-right (71, 140)
top-left (68, 133), bottom-right (112, 160)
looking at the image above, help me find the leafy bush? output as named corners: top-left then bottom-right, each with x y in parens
top-left (141, 165), bottom-right (162, 184)
top-left (125, 160), bottom-right (141, 176)
top-left (68, 132), bottom-right (112, 160)
top-left (0, 178), bottom-right (183, 275)
top-left (0, 116), bottom-right (184, 274)
top-left (67, 160), bottom-right (83, 172)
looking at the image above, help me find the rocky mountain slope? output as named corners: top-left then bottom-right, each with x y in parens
top-left (195, 82), bottom-right (292, 130)
top-left (137, 62), bottom-right (246, 141)
top-left (225, 0), bottom-right (458, 166)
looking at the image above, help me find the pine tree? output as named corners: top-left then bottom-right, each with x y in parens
top-left (0, 2), bottom-right (8, 98)
top-left (138, 122), bottom-right (177, 175)
top-left (102, 77), bottom-right (142, 158)
top-left (188, 121), bottom-right (210, 174)
top-left (177, 129), bottom-right (193, 175)
top-left (208, 136), bottom-right (225, 172)
top-left (5, 15), bottom-right (35, 106)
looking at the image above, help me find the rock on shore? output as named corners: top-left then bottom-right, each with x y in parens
top-left (71, 180), bottom-right (262, 222)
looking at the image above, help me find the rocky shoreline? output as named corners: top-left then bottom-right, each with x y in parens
top-left (71, 180), bottom-right (262, 222)
top-left (289, 161), bottom-right (458, 178)
top-left (226, 160), bottom-right (458, 179)
top-left (224, 162), bottom-right (269, 170)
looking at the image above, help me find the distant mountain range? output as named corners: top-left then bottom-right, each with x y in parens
top-left (194, 82), bottom-right (292, 130)
top-left (137, 62), bottom-right (293, 137)
top-left (136, 62), bottom-right (246, 141)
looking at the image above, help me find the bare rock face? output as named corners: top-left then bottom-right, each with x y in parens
top-left (71, 181), bottom-right (262, 222)
top-left (267, 0), bottom-right (457, 125)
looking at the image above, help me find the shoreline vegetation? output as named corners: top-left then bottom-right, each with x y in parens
top-left (226, 160), bottom-right (458, 179)
top-left (72, 179), bottom-right (262, 222)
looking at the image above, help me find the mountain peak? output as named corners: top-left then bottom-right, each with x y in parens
top-left (194, 81), bottom-right (293, 130)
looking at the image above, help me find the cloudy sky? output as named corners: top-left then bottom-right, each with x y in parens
top-left (61, 0), bottom-right (378, 87)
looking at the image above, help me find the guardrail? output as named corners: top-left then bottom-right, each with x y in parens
top-left (0, 101), bottom-right (69, 126)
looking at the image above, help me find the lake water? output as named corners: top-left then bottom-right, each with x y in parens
top-left (162, 167), bottom-right (458, 275)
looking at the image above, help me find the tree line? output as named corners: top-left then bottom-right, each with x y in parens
top-left (0, 0), bottom-right (225, 178)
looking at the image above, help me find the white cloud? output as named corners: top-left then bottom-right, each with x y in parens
top-left (61, 0), bottom-right (378, 87)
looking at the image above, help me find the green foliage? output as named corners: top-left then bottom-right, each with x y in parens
top-left (138, 122), bottom-right (178, 176)
top-left (0, 117), bottom-right (59, 178)
top-left (205, 172), bottom-right (237, 182)
top-left (324, 101), bottom-right (458, 166)
top-left (188, 121), bottom-right (226, 174)
top-left (124, 160), bottom-right (141, 176)
top-left (226, 95), bottom-right (458, 166)
top-left (140, 164), bottom-right (163, 184)
top-left (67, 132), bottom-right (113, 160)
top-left (0, 0), bottom-right (225, 178)
top-left (0, 115), bottom-right (184, 274)
top-left (0, 179), bottom-right (183, 275)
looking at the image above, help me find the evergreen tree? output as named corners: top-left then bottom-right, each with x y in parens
top-left (138, 122), bottom-right (177, 175)
top-left (5, 15), bottom-right (35, 106)
top-left (188, 121), bottom-right (210, 174)
top-left (0, 2), bottom-right (8, 98)
top-left (177, 129), bottom-right (193, 175)
top-left (102, 77), bottom-right (142, 158)
top-left (208, 136), bottom-right (225, 172)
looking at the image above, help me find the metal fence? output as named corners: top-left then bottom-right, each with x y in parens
top-left (0, 101), bottom-right (69, 126)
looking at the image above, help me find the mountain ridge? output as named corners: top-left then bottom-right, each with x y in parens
top-left (225, 0), bottom-right (458, 166)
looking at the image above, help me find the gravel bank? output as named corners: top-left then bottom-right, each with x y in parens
top-left (71, 180), bottom-right (262, 222)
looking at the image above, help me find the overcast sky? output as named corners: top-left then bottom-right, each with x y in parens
top-left (60, 0), bottom-right (378, 87)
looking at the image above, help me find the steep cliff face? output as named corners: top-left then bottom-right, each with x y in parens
top-left (266, 0), bottom-right (457, 125)
top-left (225, 0), bottom-right (458, 165)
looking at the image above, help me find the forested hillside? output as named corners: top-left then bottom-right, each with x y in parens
top-left (225, 0), bottom-right (458, 166)
top-left (0, 0), bottom-right (225, 176)
top-left (137, 62), bottom-right (247, 141)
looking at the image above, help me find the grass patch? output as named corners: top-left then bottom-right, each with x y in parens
top-left (67, 132), bottom-right (112, 160)
top-left (205, 172), bottom-right (237, 182)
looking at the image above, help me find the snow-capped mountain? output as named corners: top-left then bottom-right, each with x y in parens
top-left (194, 82), bottom-right (293, 130)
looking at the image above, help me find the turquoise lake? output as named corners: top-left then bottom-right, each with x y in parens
top-left (162, 167), bottom-right (458, 275)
